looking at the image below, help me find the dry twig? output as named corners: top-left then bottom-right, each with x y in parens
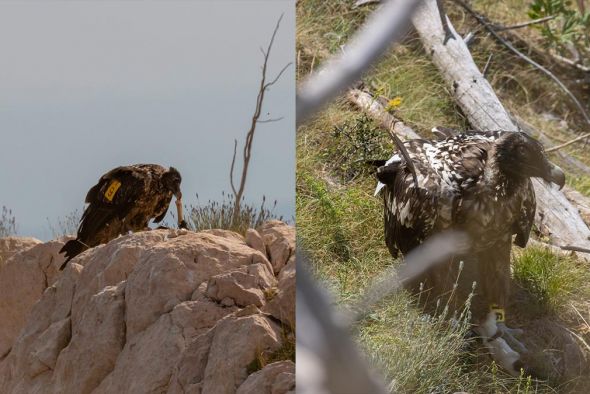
top-left (494, 15), bottom-right (556, 31)
top-left (546, 132), bottom-right (590, 152)
top-left (454, 0), bottom-right (590, 126)
top-left (482, 53), bottom-right (493, 77)
top-left (230, 14), bottom-right (292, 223)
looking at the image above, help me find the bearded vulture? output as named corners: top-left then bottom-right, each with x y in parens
top-left (375, 130), bottom-right (565, 375)
top-left (59, 164), bottom-right (187, 269)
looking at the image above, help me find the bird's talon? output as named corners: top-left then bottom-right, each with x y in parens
top-left (498, 323), bottom-right (528, 353)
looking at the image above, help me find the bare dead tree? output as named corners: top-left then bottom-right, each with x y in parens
top-left (229, 14), bottom-right (292, 225)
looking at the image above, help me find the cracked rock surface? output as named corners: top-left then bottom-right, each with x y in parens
top-left (0, 221), bottom-right (295, 394)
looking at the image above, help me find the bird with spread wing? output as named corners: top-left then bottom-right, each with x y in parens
top-left (375, 129), bottom-right (565, 376)
top-left (59, 164), bottom-right (187, 269)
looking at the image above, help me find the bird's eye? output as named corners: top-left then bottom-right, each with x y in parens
top-left (517, 145), bottom-right (527, 155)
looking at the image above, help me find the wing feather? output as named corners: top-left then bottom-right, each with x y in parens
top-left (77, 166), bottom-right (145, 243)
top-left (513, 180), bottom-right (536, 247)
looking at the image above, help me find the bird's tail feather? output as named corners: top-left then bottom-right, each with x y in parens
top-left (59, 239), bottom-right (87, 270)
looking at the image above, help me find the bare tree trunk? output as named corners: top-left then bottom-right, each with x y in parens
top-left (411, 0), bottom-right (590, 249)
top-left (229, 15), bottom-right (291, 225)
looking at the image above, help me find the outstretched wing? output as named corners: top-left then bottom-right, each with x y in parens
top-left (77, 166), bottom-right (145, 243)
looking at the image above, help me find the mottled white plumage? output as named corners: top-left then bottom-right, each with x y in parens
top-left (375, 129), bottom-right (565, 376)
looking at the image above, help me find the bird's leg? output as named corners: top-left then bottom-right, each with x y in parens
top-left (497, 322), bottom-right (528, 353)
top-left (475, 311), bottom-right (523, 377)
top-left (489, 303), bottom-right (528, 353)
top-left (175, 198), bottom-right (188, 229)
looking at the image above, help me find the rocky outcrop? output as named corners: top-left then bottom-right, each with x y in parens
top-left (0, 237), bottom-right (42, 268)
top-left (0, 238), bottom-right (66, 358)
top-left (237, 361), bottom-right (295, 394)
top-left (0, 222), bottom-right (295, 394)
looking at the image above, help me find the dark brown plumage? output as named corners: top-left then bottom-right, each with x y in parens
top-left (377, 131), bottom-right (565, 316)
top-left (59, 164), bottom-right (185, 269)
top-left (375, 130), bottom-right (565, 374)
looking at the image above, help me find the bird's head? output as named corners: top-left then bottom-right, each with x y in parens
top-left (163, 167), bottom-right (183, 199)
top-left (496, 132), bottom-right (565, 189)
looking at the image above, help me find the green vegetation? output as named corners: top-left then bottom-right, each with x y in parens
top-left (298, 104), bottom-right (560, 392)
top-left (528, 0), bottom-right (590, 66)
top-left (0, 206), bottom-right (16, 237)
top-left (567, 174), bottom-right (590, 197)
top-left (186, 193), bottom-right (282, 235)
top-left (297, 0), bottom-right (590, 392)
top-left (513, 246), bottom-right (586, 310)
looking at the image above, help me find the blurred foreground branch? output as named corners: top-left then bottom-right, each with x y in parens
top-left (296, 0), bottom-right (421, 124)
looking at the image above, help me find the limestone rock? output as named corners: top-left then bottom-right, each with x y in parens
top-left (263, 257), bottom-right (295, 327)
top-left (237, 361), bottom-right (295, 394)
top-left (0, 236), bottom-right (41, 267)
top-left (52, 283), bottom-right (126, 394)
top-left (0, 222), bottom-right (295, 393)
top-left (201, 314), bottom-right (283, 393)
top-left (248, 263), bottom-right (277, 289)
top-left (245, 229), bottom-right (266, 255)
top-left (27, 317), bottom-right (71, 378)
top-left (207, 271), bottom-right (265, 307)
top-left (258, 221), bottom-right (295, 274)
top-left (202, 229), bottom-right (246, 243)
top-left (0, 239), bottom-right (67, 357)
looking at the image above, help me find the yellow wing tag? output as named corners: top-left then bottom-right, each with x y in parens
top-left (490, 304), bottom-right (505, 323)
top-left (104, 180), bottom-right (122, 202)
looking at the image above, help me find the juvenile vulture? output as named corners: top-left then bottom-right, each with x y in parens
top-left (375, 130), bottom-right (565, 375)
top-left (59, 164), bottom-right (187, 269)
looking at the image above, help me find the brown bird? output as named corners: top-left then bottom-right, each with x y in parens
top-left (59, 164), bottom-right (187, 269)
top-left (375, 130), bottom-right (565, 375)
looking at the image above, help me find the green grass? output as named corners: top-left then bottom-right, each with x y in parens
top-left (297, 104), bottom-right (559, 393)
top-left (513, 247), bottom-right (586, 311)
top-left (297, 0), bottom-right (590, 391)
top-left (567, 175), bottom-right (590, 197)
top-left (357, 295), bottom-right (550, 394)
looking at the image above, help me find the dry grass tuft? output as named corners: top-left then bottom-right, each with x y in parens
top-left (0, 206), bottom-right (16, 238)
top-left (186, 193), bottom-right (282, 235)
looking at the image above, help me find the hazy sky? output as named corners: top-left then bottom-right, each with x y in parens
top-left (0, 1), bottom-right (295, 240)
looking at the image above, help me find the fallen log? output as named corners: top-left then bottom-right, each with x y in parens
top-left (349, 88), bottom-right (590, 246)
top-left (563, 186), bottom-right (590, 228)
top-left (527, 239), bottom-right (590, 262)
top-left (410, 0), bottom-right (590, 249)
top-left (454, 0), bottom-right (590, 126)
top-left (346, 89), bottom-right (419, 140)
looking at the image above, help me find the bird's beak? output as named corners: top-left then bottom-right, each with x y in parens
top-left (543, 163), bottom-right (565, 190)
